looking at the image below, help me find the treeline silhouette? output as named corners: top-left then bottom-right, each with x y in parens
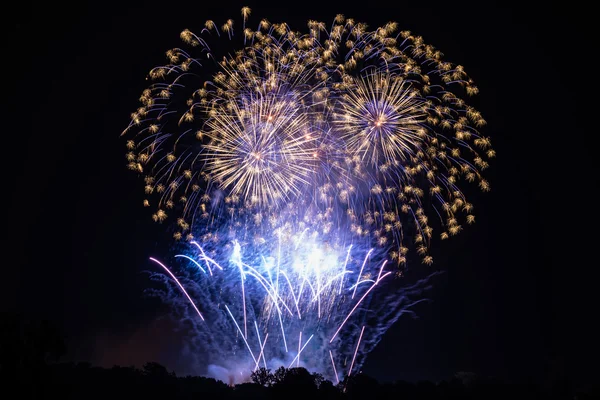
top-left (2, 312), bottom-right (597, 399)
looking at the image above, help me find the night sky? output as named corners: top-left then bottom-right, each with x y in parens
top-left (5, 0), bottom-right (597, 392)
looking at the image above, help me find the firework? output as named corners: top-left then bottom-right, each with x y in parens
top-left (148, 231), bottom-right (436, 382)
top-left (202, 89), bottom-right (319, 207)
top-left (122, 8), bottom-right (493, 382)
top-left (335, 70), bottom-right (426, 169)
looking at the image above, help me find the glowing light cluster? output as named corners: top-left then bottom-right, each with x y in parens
top-left (149, 232), bottom-right (435, 382)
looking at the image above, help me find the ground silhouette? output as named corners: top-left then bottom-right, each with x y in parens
top-left (1, 313), bottom-right (597, 399)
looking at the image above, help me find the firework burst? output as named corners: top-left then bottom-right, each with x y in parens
top-left (121, 8), bottom-right (493, 382)
top-left (335, 69), bottom-right (426, 168)
top-left (203, 90), bottom-right (318, 207)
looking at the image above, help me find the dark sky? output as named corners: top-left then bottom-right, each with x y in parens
top-left (4, 0), bottom-right (597, 391)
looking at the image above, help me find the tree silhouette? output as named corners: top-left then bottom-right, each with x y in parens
top-left (4, 360), bottom-right (576, 399)
top-left (273, 365), bottom-right (288, 384)
top-left (318, 379), bottom-right (342, 400)
top-left (283, 367), bottom-right (316, 386)
top-left (250, 367), bottom-right (274, 386)
top-left (142, 361), bottom-right (174, 379)
top-left (0, 317), bottom-right (581, 400)
top-left (233, 382), bottom-right (267, 399)
top-left (344, 372), bottom-right (378, 399)
top-left (312, 371), bottom-right (325, 388)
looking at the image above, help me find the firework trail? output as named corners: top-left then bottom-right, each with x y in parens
top-left (122, 8), bottom-right (493, 382)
